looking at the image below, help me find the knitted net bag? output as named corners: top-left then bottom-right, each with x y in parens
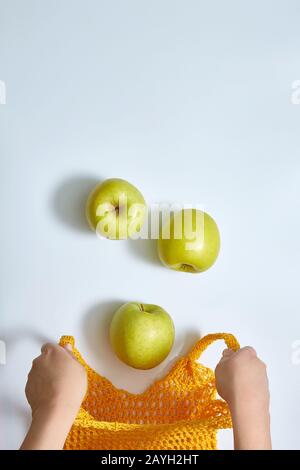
top-left (59, 332), bottom-right (239, 450)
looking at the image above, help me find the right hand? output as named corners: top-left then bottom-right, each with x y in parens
top-left (215, 346), bottom-right (270, 409)
top-left (25, 342), bottom-right (87, 417)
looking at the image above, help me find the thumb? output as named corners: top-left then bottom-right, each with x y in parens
top-left (62, 343), bottom-right (76, 359)
top-left (222, 348), bottom-right (235, 357)
top-left (217, 348), bottom-right (235, 363)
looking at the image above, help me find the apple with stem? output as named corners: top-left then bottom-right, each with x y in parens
top-left (109, 302), bottom-right (175, 369)
top-left (86, 178), bottom-right (147, 239)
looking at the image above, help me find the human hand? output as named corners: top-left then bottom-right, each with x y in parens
top-left (215, 346), bottom-right (271, 450)
top-left (21, 343), bottom-right (87, 450)
top-left (25, 342), bottom-right (87, 418)
top-left (215, 346), bottom-right (269, 409)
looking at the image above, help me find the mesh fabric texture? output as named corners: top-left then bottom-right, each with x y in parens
top-left (59, 333), bottom-right (239, 450)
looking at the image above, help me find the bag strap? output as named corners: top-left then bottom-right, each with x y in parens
top-left (187, 333), bottom-right (240, 362)
top-left (59, 335), bottom-right (91, 372)
top-left (60, 335), bottom-right (75, 348)
top-left (59, 333), bottom-right (240, 364)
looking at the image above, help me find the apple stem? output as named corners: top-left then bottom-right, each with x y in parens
top-left (140, 304), bottom-right (145, 312)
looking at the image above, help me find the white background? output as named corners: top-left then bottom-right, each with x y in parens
top-left (1, 0), bottom-right (300, 450)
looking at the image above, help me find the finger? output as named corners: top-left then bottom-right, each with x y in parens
top-left (222, 348), bottom-right (235, 357)
top-left (41, 343), bottom-right (55, 355)
top-left (240, 346), bottom-right (257, 356)
top-left (32, 356), bottom-right (40, 365)
top-left (61, 343), bottom-right (77, 360)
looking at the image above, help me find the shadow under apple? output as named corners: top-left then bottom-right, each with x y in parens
top-left (81, 300), bottom-right (202, 394)
top-left (51, 175), bottom-right (101, 233)
top-left (126, 238), bottom-right (160, 267)
top-left (126, 209), bottom-right (162, 267)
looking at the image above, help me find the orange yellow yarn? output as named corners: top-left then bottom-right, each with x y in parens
top-left (59, 333), bottom-right (239, 450)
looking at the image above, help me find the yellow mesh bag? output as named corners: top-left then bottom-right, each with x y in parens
top-left (59, 333), bottom-right (239, 450)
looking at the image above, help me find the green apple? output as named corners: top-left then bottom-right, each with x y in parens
top-left (109, 302), bottom-right (175, 369)
top-left (86, 178), bottom-right (147, 239)
top-left (157, 209), bottom-right (220, 273)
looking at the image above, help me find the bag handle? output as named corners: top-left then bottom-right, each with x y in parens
top-left (60, 335), bottom-right (75, 349)
top-left (59, 333), bottom-right (240, 364)
top-left (187, 333), bottom-right (240, 362)
top-left (59, 336), bottom-right (86, 368)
